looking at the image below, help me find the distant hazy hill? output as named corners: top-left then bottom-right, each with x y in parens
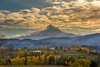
top-left (6, 37), bottom-right (79, 46)
top-left (18, 25), bottom-right (77, 40)
top-left (72, 33), bottom-right (100, 44)
top-left (3, 33), bottom-right (100, 47)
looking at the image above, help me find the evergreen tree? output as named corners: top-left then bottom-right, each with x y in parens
top-left (49, 56), bottom-right (55, 65)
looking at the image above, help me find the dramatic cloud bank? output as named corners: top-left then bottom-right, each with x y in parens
top-left (1, 0), bottom-right (100, 33)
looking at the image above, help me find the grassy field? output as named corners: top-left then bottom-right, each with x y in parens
top-left (61, 53), bottom-right (83, 56)
top-left (0, 65), bottom-right (70, 67)
top-left (59, 51), bottom-right (98, 59)
top-left (60, 51), bottom-right (87, 56)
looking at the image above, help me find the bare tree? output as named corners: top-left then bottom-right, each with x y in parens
top-left (0, 35), bottom-right (5, 47)
top-left (8, 44), bottom-right (14, 51)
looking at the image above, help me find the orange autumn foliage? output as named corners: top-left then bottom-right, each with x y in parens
top-left (65, 61), bottom-right (67, 64)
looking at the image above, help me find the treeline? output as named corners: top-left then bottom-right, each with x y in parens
top-left (72, 46), bottom-right (99, 55)
top-left (1, 50), bottom-right (98, 67)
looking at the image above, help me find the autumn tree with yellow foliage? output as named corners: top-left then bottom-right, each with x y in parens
top-left (11, 57), bottom-right (25, 65)
top-left (71, 59), bottom-right (91, 67)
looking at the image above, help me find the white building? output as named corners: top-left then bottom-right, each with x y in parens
top-left (33, 50), bottom-right (41, 53)
top-left (50, 47), bottom-right (55, 50)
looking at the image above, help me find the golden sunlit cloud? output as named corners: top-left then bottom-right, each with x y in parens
top-left (0, 0), bottom-right (100, 33)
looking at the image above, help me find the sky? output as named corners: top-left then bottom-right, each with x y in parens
top-left (0, 0), bottom-right (100, 38)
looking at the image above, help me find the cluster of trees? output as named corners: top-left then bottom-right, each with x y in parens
top-left (56, 56), bottom-right (74, 66)
top-left (73, 46), bottom-right (99, 55)
top-left (10, 54), bottom-right (56, 65)
top-left (7, 50), bottom-right (56, 65)
top-left (0, 50), bottom-right (99, 67)
top-left (9, 55), bottom-right (98, 67)
top-left (3, 50), bottom-right (71, 65)
top-left (10, 55), bottom-right (73, 66)
top-left (72, 59), bottom-right (98, 67)
top-left (72, 59), bottom-right (91, 67)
